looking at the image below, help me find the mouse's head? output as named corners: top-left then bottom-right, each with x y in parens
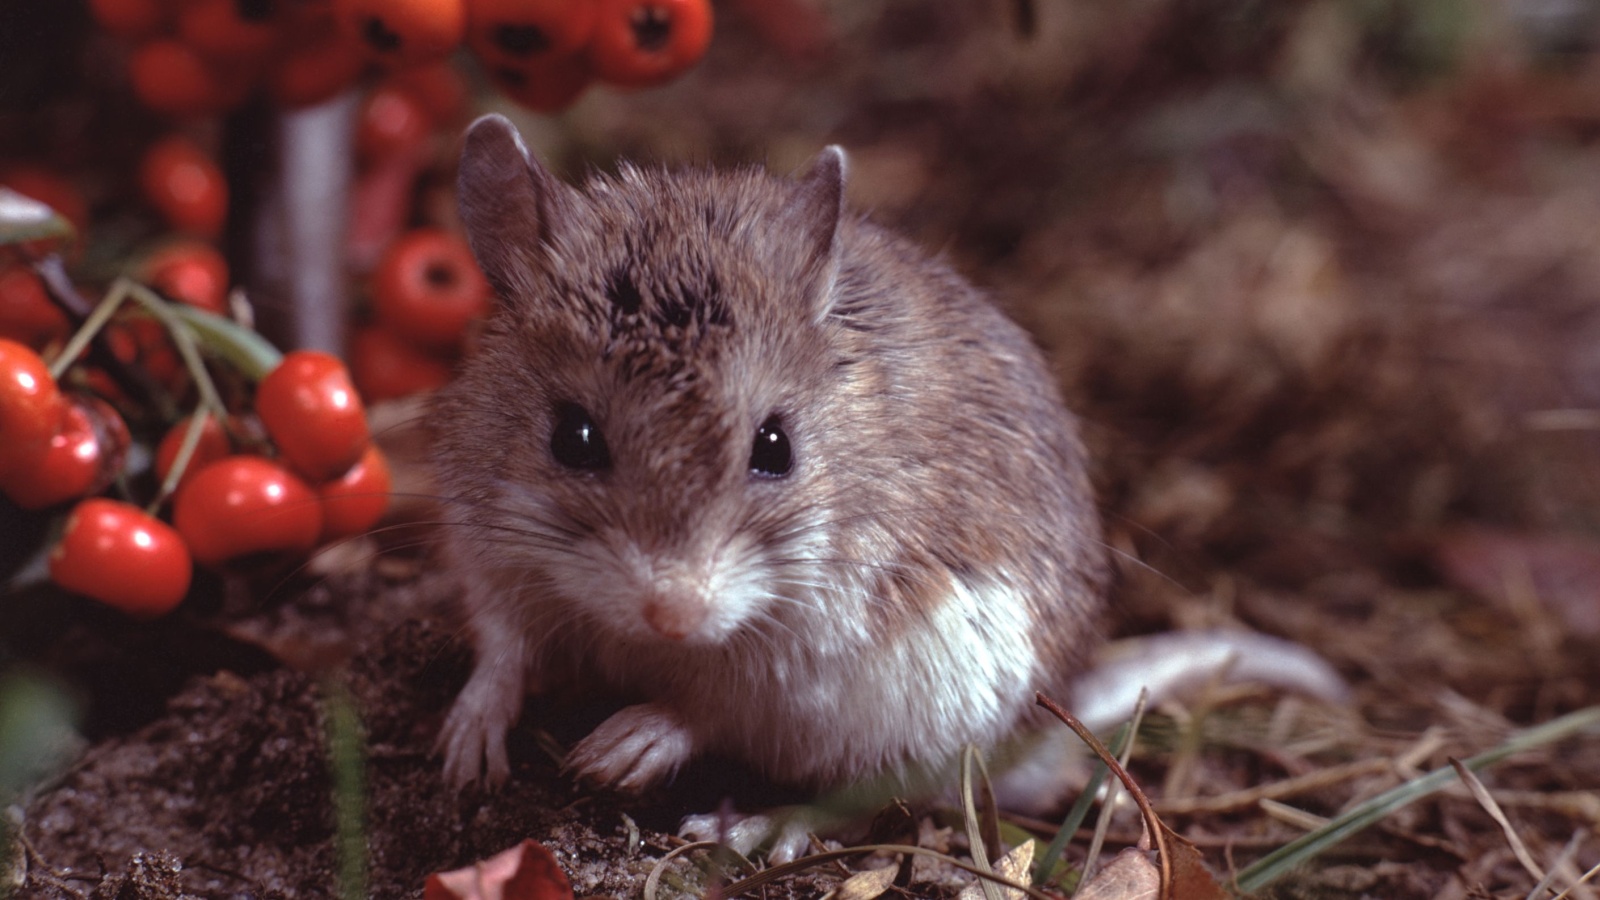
top-left (437, 114), bottom-right (854, 646)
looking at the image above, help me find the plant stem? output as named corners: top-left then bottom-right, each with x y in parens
top-left (321, 676), bottom-right (368, 900)
top-left (121, 282), bottom-right (231, 415)
top-left (46, 280), bottom-right (131, 382)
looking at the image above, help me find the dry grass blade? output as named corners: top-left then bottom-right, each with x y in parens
top-left (1235, 705), bottom-right (1600, 893)
top-left (643, 841), bottom-right (720, 900)
top-left (1551, 858), bottom-right (1600, 900)
top-left (1152, 758), bottom-right (1393, 816)
top-left (960, 745), bottom-right (1005, 900)
top-left (1527, 830), bottom-right (1588, 900)
top-left (1447, 757), bottom-right (1546, 883)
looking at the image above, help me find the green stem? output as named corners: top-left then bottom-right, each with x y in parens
top-left (46, 280), bottom-right (132, 381)
top-left (114, 279), bottom-right (282, 508)
top-left (147, 411), bottom-right (213, 513)
top-left (1031, 723), bottom-right (1130, 887)
top-left (321, 676), bottom-right (368, 900)
top-left (121, 282), bottom-right (230, 419)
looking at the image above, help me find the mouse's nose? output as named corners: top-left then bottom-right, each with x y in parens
top-left (640, 585), bottom-right (709, 640)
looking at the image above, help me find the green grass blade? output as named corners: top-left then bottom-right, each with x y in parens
top-left (1031, 723), bottom-right (1129, 888)
top-left (1236, 705), bottom-right (1600, 893)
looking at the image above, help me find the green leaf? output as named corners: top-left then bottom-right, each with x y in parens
top-left (0, 188), bottom-right (75, 248)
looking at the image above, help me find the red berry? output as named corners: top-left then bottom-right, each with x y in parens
top-left (370, 228), bottom-right (490, 351)
top-left (140, 136), bottom-right (229, 239)
top-left (50, 499), bottom-right (193, 618)
top-left (173, 456), bottom-right (323, 567)
top-left (87, 0), bottom-right (170, 39)
top-left (318, 444), bottom-right (392, 541)
top-left (356, 83), bottom-right (433, 164)
top-left (128, 38), bottom-right (251, 119)
top-left (386, 60), bottom-right (468, 124)
top-left (0, 265), bottom-right (69, 349)
top-left (269, 17), bottom-right (369, 108)
top-left (332, 0), bottom-right (466, 67)
top-left (112, 319), bottom-right (187, 390)
top-left (486, 53), bottom-right (592, 113)
top-left (587, 0), bottom-right (712, 88)
top-left (256, 350), bottom-right (370, 481)
top-left (3, 401), bottom-right (107, 510)
top-left (466, 0), bottom-right (597, 69)
top-left (348, 325), bottom-right (453, 402)
top-left (155, 412), bottom-right (234, 489)
top-left (143, 240), bottom-right (230, 314)
top-left (0, 338), bottom-right (64, 483)
top-left (177, 0), bottom-right (282, 65)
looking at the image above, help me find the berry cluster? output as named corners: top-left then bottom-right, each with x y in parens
top-left (91, 0), bottom-right (714, 117)
top-left (93, 0), bottom-right (368, 115)
top-left (1, 285), bottom-right (390, 620)
top-left (466, 0), bottom-right (714, 111)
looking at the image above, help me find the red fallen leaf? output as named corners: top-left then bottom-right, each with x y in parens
top-left (424, 839), bottom-right (574, 900)
top-left (1432, 527), bottom-right (1600, 638)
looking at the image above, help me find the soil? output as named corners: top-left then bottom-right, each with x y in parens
top-left (6, 0), bottom-right (1600, 897)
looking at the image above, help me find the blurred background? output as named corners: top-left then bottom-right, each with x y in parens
top-left (4, 0), bottom-right (1600, 895)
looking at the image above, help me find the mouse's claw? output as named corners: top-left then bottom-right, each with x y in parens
top-left (437, 656), bottom-right (528, 788)
top-left (437, 696), bottom-right (512, 788)
top-left (566, 702), bottom-right (694, 792)
top-left (679, 809), bottom-right (816, 864)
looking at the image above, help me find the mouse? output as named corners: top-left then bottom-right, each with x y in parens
top-left (431, 113), bottom-right (1111, 849)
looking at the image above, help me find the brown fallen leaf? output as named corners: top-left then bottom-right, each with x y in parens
top-left (424, 839), bottom-right (574, 900)
top-left (833, 865), bottom-right (897, 900)
top-left (1075, 847), bottom-right (1159, 900)
top-left (1164, 831), bottom-right (1229, 900)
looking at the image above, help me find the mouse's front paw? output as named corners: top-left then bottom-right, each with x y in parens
top-left (566, 703), bottom-right (694, 792)
top-left (436, 679), bottom-right (518, 788)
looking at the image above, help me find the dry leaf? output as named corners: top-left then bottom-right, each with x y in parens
top-left (956, 839), bottom-right (1036, 900)
top-left (1075, 847), bottom-right (1159, 900)
top-left (424, 839), bottom-right (574, 900)
top-left (832, 865), bottom-right (897, 900)
top-left (1164, 831), bottom-right (1229, 900)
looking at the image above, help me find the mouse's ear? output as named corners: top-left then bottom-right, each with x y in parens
top-left (781, 145), bottom-right (846, 321)
top-left (457, 114), bottom-right (571, 299)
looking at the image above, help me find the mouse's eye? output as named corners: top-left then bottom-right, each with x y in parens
top-left (750, 415), bottom-right (793, 478)
top-left (550, 403), bottom-right (611, 471)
